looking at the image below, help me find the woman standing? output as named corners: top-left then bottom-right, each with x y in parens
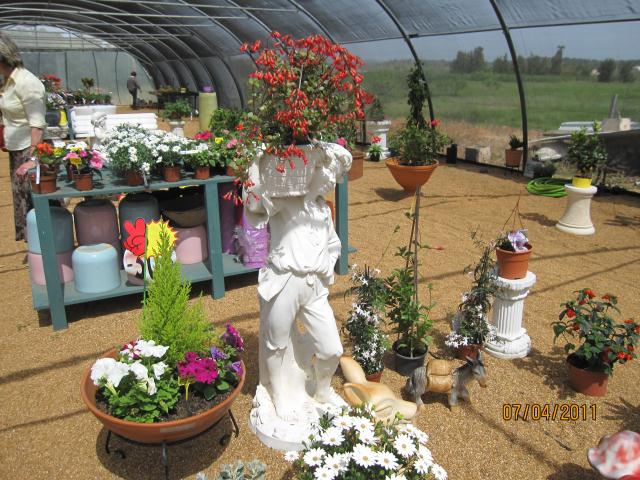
top-left (0, 33), bottom-right (46, 241)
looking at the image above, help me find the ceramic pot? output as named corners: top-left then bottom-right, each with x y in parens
top-left (496, 246), bottom-right (532, 280)
top-left (567, 354), bottom-right (608, 396)
top-left (571, 176), bottom-right (592, 188)
top-left (393, 340), bottom-right (428, 376)
top-left (118, 193), bottom-right (160, 243)
top-left (74, 173), bottom-right (93, 191)
top-left (72, 244), bottom-right (121, 294)
top-left (30, 172), bottom-right (57, 194)
top-left (28, 251), bottom-right (74, 285)
top-left (80, 350), bottom-right (245, 444)
top-left (348, 151), bottom-right (364, 181)
top-left (26, 207), bottom-right (74, 254)
top-left (456, 344), bottom-right (482, 361)
top-left (163, 165), bottom-right (181, 183)
top-left (365, 370), bottom-right (383, 382)
top-left (74, 199), bottom-right (120, 257)
top-left (505, 149), bottom-right (522, 168)
top-left (125, 170), bottom-right (144, 186)
top-left (45, 109), bottom-right (61, 127)
top-left (174, 225), bottom-right (208, 264)
top-left (385, 158), bottom-right (438, 193)
top-left (194, 166), bottom-right (210, 179)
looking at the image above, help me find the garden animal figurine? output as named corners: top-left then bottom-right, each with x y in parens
top-left (405, 352), bottom-right (487, 411)
top-left (340, 356), bottom-right (418, 422)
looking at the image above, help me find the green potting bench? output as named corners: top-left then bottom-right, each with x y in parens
top-left (31, 170), bottom-right (350, 330)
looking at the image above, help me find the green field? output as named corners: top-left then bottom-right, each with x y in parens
top-left (363, 61), bottom-right (640, 131)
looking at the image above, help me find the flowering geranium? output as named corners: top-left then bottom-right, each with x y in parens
top-left (287, 404), bottom-right (447, 479)
top-left (33, 142), bottom-right (62, 168)
top-left (368, 135), bottom-right (384, 161)
top-left (40, 74), bottom-right (61, 92)
top-left (552, 289), bottom-right (639, 375)
top-left (62, 141), bottom-right (104, 177)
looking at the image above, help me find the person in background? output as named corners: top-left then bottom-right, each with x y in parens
top-left (127, 71), bottom-right (140, 110)
top-left (0, 33), bottom-right (46, 241)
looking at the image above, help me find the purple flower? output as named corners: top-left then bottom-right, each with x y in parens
top-left (222, 323), bottom-right (244, 352)
top-left (178, 353), bottom-right (219, 384)
top-left (229, 361), bottom-right (244, 378)
top-left (507, 230), bottom-right (529, 252)
top-left (211, 346), bottom-right (228, 361)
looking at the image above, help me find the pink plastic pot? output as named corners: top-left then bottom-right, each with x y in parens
top-left (28, 251), bottom-right (74, 286)
top-left (174, 225), bottom-right (208, 265)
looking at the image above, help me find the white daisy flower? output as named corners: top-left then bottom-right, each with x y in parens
top-left (303, 448), bottom-right (326, 467)
top-left (313, 466), bottom-right (336, 480)
top-left (321, 427), bottom-right (344, 447)
top-left (393, 434), bottom-right (416, 458)
top-left (376, 451), bottom-right (399, 470)
top-left (323, 452), bottom-right (349, 472)
top-left (432, 464), bottom-right (448, 480)
top-left (353, 417), bottom-right (375, 433)
top-left (284, 451), bottom-right (299, 463)
top-left (352, 444), bottom-right (376, 468)
top-left (385, 475), bottom-right (407, 480)
top-left (414, 458), bottom-right (430, 475)
top-left (331, 415), bottom-right (353, 430)
top-left (417, 445), bottom-right (433, 464)
top-left (358, 428), bottom-right (378, 445)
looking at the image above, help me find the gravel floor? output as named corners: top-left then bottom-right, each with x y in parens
top-left (0, 114), bottom-right (638, 480)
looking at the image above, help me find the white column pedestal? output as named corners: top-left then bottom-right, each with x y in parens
top-left (556, 184), bottom-right (597, 236)
top-left (486, 271), bottom-right (536, 360)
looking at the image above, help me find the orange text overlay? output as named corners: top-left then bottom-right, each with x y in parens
top-left (502, 403), bottom-right (597, 421)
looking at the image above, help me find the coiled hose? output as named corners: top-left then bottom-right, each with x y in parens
top-left (526, 178), bottom-right (569, 197)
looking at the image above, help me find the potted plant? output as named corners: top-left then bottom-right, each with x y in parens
top-left (162, 99), bottom-right (192, 137)
top-left (102, 123), bottom-right (155, 186)
top-left (387, 63), bottom-right (448, 193)
top-left (156, 132), bottom-right (188, 182)
top-left (495, 229), bottom-right (531, 280)
top-left (81, 77), bottom-right (95, 91)
top-left (62, 141), bottom-right (104, 191)
top-left (366, 97), bottom-right (391, 151)
top-left (81, 226), bottom-right (246, 442)
top-left (505, 134), bottom-right (523, 168)
top-left (567, 122), bottom-right (608, 188)
top-left (445, 235), bottom-right (498, 359)
top-left (367, 135), bottom-right (383, 162)
top-left (30, 142), bottom-right (62, 193)
top-left (552, 289), bottom-right (638, 396)
top-left (342, 265), bottom-right (390, 382)
top-left (284, 404), bottom-right (448, 480)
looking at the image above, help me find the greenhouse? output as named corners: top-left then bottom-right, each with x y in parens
top-left (0, 1), bottom-right (639, 479)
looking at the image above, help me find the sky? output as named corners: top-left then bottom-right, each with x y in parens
top-left (348, 22), bottom-right (640, 62)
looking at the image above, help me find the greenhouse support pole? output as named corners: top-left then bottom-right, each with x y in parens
top-left (489, 0), bottom-right (528, 171)
top-left (373, 0), bottom-right (435, 122)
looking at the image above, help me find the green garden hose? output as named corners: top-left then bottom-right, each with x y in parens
top-left (526, 178), bottom-right (570, 197)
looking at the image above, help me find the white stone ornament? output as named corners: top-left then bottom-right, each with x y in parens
top-left (556, 184), bottom-right (597, 235)
top-left (485, 271), bottom-right (536, 360)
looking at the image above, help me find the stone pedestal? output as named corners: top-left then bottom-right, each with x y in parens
top-left (486, 271), bottom-right (536, 360)
top-left (556, 184), bottom-right (597, 236)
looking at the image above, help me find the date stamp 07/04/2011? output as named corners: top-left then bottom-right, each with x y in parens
top-left (502, 403), bottom-right (597, 421)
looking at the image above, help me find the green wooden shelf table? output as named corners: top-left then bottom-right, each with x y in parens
top-left (30, 169), bottom-right (351, 330)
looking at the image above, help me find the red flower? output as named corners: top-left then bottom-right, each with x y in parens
top-left (240, 43), bottom-right (248, 53)
top-left (584, 289), bottom-right (596, 298)
top-left (430, 119), bottom-right (441, 127)
top-left (572, 323), bottom-right (580, 331)
top-left (371, 135), bottom-right (381, 144)
top-left (624, 319), bottom-right (634, 324)
top-left (250, 40), bottom-right (262, 53)
top-left (617, 352), bottom-right (626, 360)
top-left (235, 123), bottom-right (244, 131)
top-left (636, 326), bottom-right (640, 334)
top-left (602, 294), bottom-right (611, 301)
top-left (626, 353), bottom-right (633, 360)
top-left (566, 309), bottom-right (576, 319)
top-left (579, 299), bottom-right (587, 305)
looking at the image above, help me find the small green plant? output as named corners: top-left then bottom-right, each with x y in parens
top-left (196, 460), bottom-right (266, 480)
top-left (162, 100), bottom-right (192, 121)
top-left (508, 134), bottom-right (523, 150)
top-left (567, 122), bottom-right (608, 179)
top-left (81, 77), bottom-right (95, 90)
top-left (139, 226), bottom-right (214, 364)
top-left (366, 97), bottom-right (385, 122)
top-left (388, 121), bottom-right (449, 166)
top-left (209, 108), bottom-right (244, 134)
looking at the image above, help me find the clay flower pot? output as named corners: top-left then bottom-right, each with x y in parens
top-left (496, 246), bottom-right (532, 280)
top-left (163, 165), bottom-right (181, 183)
top-left (194, 166), bottom-right (210, 180)
top-left (456, 344), bottom-right (482, 361)
top-left (385, 158), bottom-right (438, 193)
top-left (30, 172), bottom-right (58, 194)
top-left (365, 370), bottom-right (383, 383)
top-left (80, 350), bottom-right (246, 444)
top-left (125, 170), bottom-right (144, 186)
top-left (567, 354), bottom-right (608, 397)
top-left (348, 151), bottom-right (364, 181)
top-left (74, 173), bottom-right (93, 191)
top-left (505, 149), bottom-right (522, 168)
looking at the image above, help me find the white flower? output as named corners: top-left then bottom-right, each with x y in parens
top-left (303, 448), bottom-right (326, 467)
top-left (376, 451), bottom-right (399, 470)
top-left (152, 362), bottom-right (167, 379)
top-left (358, 428), bottom-right (378, 445)
top-left (431, 464), bottom-right (448, 480)
top-left (323, 452), bottom-right (349, 473)
top-left (321, 427), bottom-right (344, 447)
top-left (393, 434), bottom-right (416, 458)
top-left (136, 340), bottom-right (169, 358)
top-left (417, 444), bottom-right (433, 464)
top-left (352, 444), bottom-right (376, 468)
top-left (284, 451), bottom-right (299, 463)
top-left (90, 358), bottom-right (130, 387)
top-left (146, 376), bottom-right (157, 395)
top-left (352, 417), bottom-right (375, 434)
top-left (130, 361), bottom-right (149, 380)
top-left (331, 415), bottom-right (354, 430)
top-left (385, 475), bottom-right (407, 480)
top-left (313, 466), bottom-right (336, 480)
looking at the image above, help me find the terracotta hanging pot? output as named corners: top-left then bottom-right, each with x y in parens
top-left (30, 172), bottom-right (58, 194)
top-left (163, 165), bottom-right (181, 182)
top-left (496, 246), bottom-right (532, 280)
top-left (365, 369), bottom-right (383, 383)
top-left (194, 166), bottom-right (210, 180)
top-left (74, 173), bottom-right (93, 191)
top-left (567, 354), bottom-right (608, 397)
top-left (125, 170), bottom-right (144, 186)
top-left (348, 151), bottom-right (364, 181)
top-left (456, 344), bottom-right (482, 361)
top-left (386, 158), bottom-right (438, 193)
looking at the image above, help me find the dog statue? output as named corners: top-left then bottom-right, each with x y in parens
top-left (405, 352), bottom-right (487, 411)
top-left (340, 356), bottom-right (418, 423)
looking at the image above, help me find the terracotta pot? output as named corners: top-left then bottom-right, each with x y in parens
top-left (80, 350), bottom-right (246, 444)
top-left (505, 149), bottom-right (522, 168)
top-left (393, 340), bottom-right (428, 377)
top-left (456, 344), bottom-right (482, 361)
top-left (348, 152), bottom-right (364, 181)
top-left (567, 354), bottom-right (608, 396)
top-left (385, 158), bottom-right (439, 193)
top-left (194, 166), bottom-right (210, 180)
top-left (365, 370), bottom-right (383, 382)
top-left (496, 246), bottom-right (531, 280)
top-left (163, 165), bottom-right (181, 183)
top-left (572, 176), bottom-right (592, 188)
top-left (226, 166), bottom-right (236, 177)
top-left (125, 170), bottom-right (144, 186)
top-left (74, 173), bottom-right (93, 191)
top-left (30, 172), bottom-right (58, 194)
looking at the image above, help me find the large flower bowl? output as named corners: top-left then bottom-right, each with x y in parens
top-left (80, 350), bottom-right (245, 444)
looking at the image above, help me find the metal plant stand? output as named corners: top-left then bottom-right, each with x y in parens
top-left (104, 409), bottom-right (240, 480)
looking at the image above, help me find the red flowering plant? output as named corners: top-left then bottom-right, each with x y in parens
top-left (552, 289), bottom-right (639, 375)
top-left (231, 32), bottom-right (373, 198)
top-left (40, 74), bottom-right (61, 92)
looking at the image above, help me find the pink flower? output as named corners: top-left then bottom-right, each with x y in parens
top-left (336, 137), bottom-right (348, 148)
top-left (194, 130), bottom-right (212, 141)
top-left (79, 150), bottom-right (88, 158)
top-left (90, 155), bottom-right (103, 169)
top-left (222, 323), bottom-right (244, 351)
top-left (64, 151), bottom-right (79, 161)
top-left (226, 138), bottom-right (238, 149)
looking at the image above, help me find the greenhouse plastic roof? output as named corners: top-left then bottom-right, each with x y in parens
top-left (1, 0), bottom-right (639, 107)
